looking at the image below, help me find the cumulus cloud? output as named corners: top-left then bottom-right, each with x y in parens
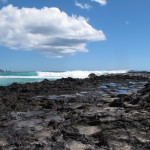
top-left (75, 1), bottom-right (92, 10)
top-left (0, 5), bottom-right (106, 58)
top-left (91, 0), bottom-right (107, 5)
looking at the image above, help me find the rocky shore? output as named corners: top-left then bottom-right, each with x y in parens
top-left (0, 73), bottom-right (150, 150)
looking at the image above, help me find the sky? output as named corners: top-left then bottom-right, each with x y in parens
top-left (0, 0), bottom-right (150, 71)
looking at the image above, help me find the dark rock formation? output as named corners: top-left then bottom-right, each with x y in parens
top-left (0, 73), bottom-right (150, 149)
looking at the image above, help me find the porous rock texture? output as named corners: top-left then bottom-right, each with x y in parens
top-left (0, 73), bottom-right (150, 150)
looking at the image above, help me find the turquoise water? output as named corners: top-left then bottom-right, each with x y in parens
top-left (0, 78), bottom-right (48, 86)
top-left (0, 72), bottom-right (56, 86)
top-left (0, 70), bottom-right (129, 86)
top-left (0, 72), bottom-right (37, 76)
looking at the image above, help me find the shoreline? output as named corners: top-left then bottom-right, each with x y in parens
top-left (0, 70), bottom-right (136, 86)
top-left (0, 73), bottom-right (150, 149)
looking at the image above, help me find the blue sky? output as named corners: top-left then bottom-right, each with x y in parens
top-left (0, 0), bottom-right (150, 71)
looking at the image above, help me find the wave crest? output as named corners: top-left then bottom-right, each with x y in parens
top-left (37, 70), bottom-right (128, 79)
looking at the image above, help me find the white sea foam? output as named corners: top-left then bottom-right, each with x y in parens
top-left (0, 70), bottom-right (128, 79)
top-left (37, 70), bottom-right (128, 79)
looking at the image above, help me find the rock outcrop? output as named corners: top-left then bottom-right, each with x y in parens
top-left (0, 73), bottom-right (150, 150)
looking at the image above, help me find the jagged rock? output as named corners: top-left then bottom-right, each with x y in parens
top-left (109, 99), bottom-right (124, 107)
top-left (88, 73), bottom-right (98, 79)
top-left (0, 73), bottom-right (150, 149)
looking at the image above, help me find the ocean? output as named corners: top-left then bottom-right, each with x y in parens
top-left (0, 70), bottom-right (128, 86)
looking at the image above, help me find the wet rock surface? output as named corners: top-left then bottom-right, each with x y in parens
top-left (0, 73), bottom-right (150, 150)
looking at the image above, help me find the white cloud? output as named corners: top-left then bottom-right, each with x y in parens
top-left (0, 5), bottom-right (106, 58)
top-left (75, 1), bottom-right (92, 10)
top-left (91, 0), bottom-right (107, 5)
top-left (47, 55), bottom-right (63, 59)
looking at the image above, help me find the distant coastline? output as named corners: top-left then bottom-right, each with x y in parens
top-left (0, 69), bottom-right (11, 73)
top-left (0, 69), bottom-right (4, 72)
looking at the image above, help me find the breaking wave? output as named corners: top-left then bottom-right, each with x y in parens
top-left (0, 70), bottom-right (129, 86)
top-left (37, 70), bottom-right (128, 79)
top-left (0, 70), bottom-right (129, 79)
